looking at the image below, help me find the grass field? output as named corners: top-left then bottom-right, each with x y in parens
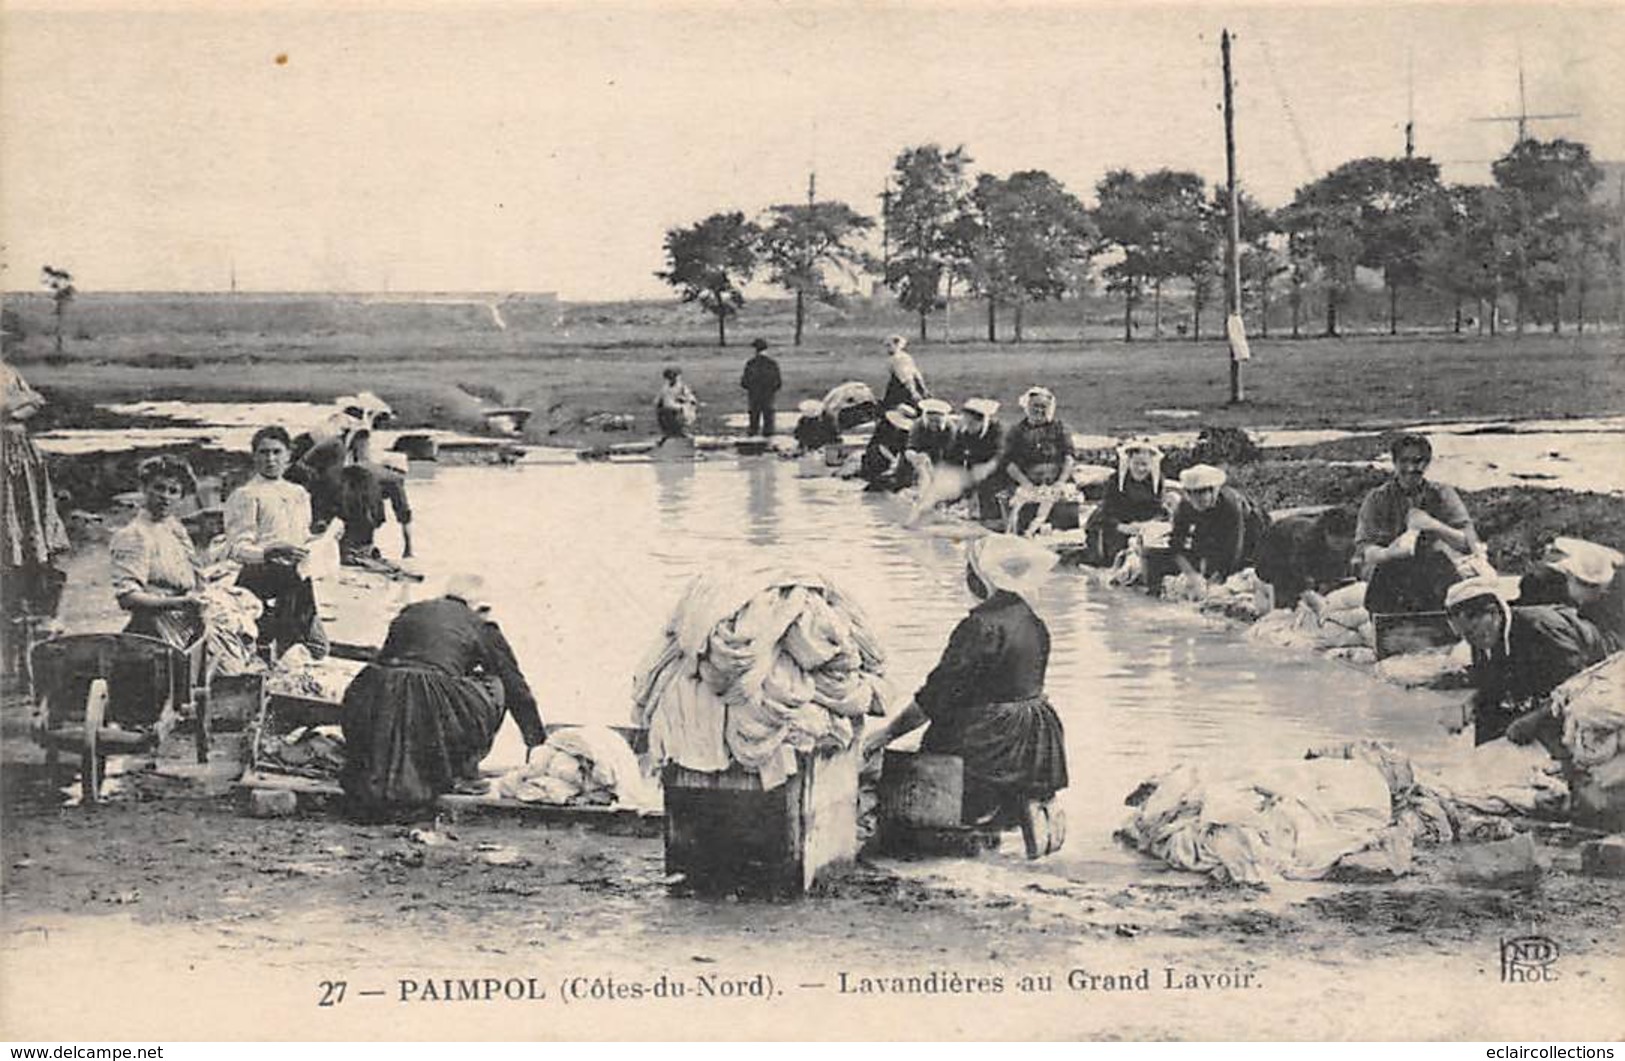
top-left (13, 329), bottom-right (1625, 446)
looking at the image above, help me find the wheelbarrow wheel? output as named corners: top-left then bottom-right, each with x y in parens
top-left (81, 678), bottom-right (108, 806)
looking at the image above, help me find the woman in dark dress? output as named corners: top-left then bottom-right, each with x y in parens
top-left (880, 335), bottom-right (929, 411)
top-left (1165, 464), bottom-right (1270, 592)
top-left (864, 535), bottom-right (1069, 857)
top-left (857, 406), bottom-right (918, 492)
top-left (1082, 437), bottom-right (1165, 566)
top-left (1517, 538), bottom-right (1625, 654)
top-left (1444, 576), bottom-right (1611, 748)
top-left (792, 399), bottom-right (840, 454)
top-left (943, 398), bottom-right (1006, 523)
top-left (341, 575), bottom-right (546, 816)
top-left (1001, 386), bottom-right (1080, 535)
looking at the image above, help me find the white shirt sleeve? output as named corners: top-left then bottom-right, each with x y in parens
top-left (224, 485), bottom-right (266, 564)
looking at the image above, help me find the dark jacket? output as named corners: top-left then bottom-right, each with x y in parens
top-left (1170, 485), bottom-right (1271, 581)
top-left (946, 421), bottom-right (1004, 470)
top-left (914, 590), bottom-right (1068, 801)
top-left (1002, 418), bottom-right (1074, 486)
top-left (793, 413), bottom-right (839, 452)
top-left (1256, 513), bottom-right (1354, 606)
top-left (377, 597), bottom-right (545, 746)
top-left (1470, 603), bottom-right (1612, 744)
top-left (740, 355), bottom-right (782, 403)
top-left (907, 423), bottom-right (956, 465)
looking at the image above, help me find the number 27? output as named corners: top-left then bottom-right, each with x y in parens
top-left (318, 981), bottom-right (347, 1007)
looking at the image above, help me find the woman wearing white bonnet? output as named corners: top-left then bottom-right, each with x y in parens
top-left (863, 534), bottom-right (1069, 858)
top-left (792, 398), bottom-right (839, 457)
top-left (857, 404), bottom-right (918, 492)
top-left (1519, 537), bottom-right (1625, 651)
top-left (880, 334), bottom-right (929, 412)
top-left (1083, 437), bottom-right (1166, 565)
top-left (341, 570), bottom-right (546, 816)
top-left (943, 399), bottom-right (1006, 522)
top-left (1002, 386), bottom-right (1078, 535)
top-left (1445, 573), bottom-right (1612, 747)
top-left (1164, 463), bottom-right (1270, 593)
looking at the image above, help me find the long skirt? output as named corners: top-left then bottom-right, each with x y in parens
top-left (236, 562), bottom-right (324, 656)
top-left (2, 425), bottom-right (69, 571)
top-left (340, 664), bottom-right (505, 814)
top-left (922, 694), bottom-right (1069, 821)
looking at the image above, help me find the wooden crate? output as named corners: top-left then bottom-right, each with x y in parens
top-left (206, 673), bottom-right (265, 730)
top-left (874, 750), bottom-right (1002, 858)
top-left (1373, 611), bottom-right (1459, 660)
top-left (878, 750), bottom-right (963, 827)
top-left (662, 736), bottom-right (861, 896)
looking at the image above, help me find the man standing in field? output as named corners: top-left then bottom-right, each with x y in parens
top-left (740, 338), bottom-right (783, 437)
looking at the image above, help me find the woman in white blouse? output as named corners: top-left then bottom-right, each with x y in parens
top-left (880, 335), bottom-right (929, 412)
top-left (110, 456), bottom-right (205, 648)
top-left (225, 426), bottom-right (327, 657)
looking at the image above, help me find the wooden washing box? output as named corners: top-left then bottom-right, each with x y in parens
top-left (662, 734), bottom-right (861, 897)
top-left (875, 749), bottom-right (1002, 858)
top-left (1372, 611), bottom-right (1459, 660)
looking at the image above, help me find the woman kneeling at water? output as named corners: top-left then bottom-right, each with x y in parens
top-left (1082, 437), bottom-right (1165, 566)
top-left (863, 535), bottom-right (1069, 857)
top-left (341, 574), bottom-right (546, 817)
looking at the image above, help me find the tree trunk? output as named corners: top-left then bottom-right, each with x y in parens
top-left (1515, 292), bottom-right (1524, 335)
top-left (1290, 277), bottom-right (1302, 339)
top-left (1260, 280), bottom-right (1271, 339)
top-left (1490, 292), bottom-right (1499, 336)
top-left (1477, 298), bottom-right (1485, 336)
top-left (794, 290), bottom-right (805, 346)
top-left (918, 307), bottom-right (928, 342)
top-left (1551, 290), bottom-right (1561, 335)
top-left (1014, 299), bottom-right (1024, 343)
top-left (1453, 295), bottom-right (1462, 335)
top-left (1152, 279), bottom-right (1163, 338)
top-left (717, 311), bottom-right (727, 347)
top-left (1324, 289), bottom-right (1339, 337)
top-left (1387, 283), bottom-right (1398, 336)
top-left (987, 298), bottom-right (997, 343)
top-left (1577, 277), bottom-right (1587, 335)
top-left (1192, 300), bottom-right (1202, 342)
top-left (943, 275), bottom-right (953, 344)
top-left (1123, 286), bottom-right (1134, 343)
top-left (54, 302), bottom-right (64, 354)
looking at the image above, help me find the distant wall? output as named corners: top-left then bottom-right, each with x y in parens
top-left (0, 292), bottom-right (562, 338)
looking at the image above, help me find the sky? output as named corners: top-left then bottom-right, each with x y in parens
top-left (2, 1), bottom-right (1620, 299)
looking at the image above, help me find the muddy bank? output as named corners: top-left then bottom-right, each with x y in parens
top-left (1070, 439), bottom-right (1625, 575)
top-left (2, 743), bottom-right (1621, 1040)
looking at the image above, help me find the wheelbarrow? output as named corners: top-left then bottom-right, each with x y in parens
top-left (30, 633), bottom-right (212, 805)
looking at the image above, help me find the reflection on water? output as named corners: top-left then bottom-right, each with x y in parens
top-left (402, 458), bottom-right (1464, 868)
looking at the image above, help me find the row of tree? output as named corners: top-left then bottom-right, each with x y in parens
top-left (658, 138), bottom-right (1620, 345)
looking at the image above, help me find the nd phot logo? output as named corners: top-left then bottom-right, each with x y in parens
top-left (1500, 935), bottom-right (1560, 984)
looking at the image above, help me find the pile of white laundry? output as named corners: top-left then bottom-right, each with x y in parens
top-left (632, 569), bottom-right (889, 789)
top-left (495, 726), bottom-right (661, 813)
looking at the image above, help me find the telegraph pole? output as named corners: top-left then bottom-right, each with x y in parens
top-left (795, 171), bottom-right (816, 345)
top-left (1222, 28), bottom-right (1244, 403)
top-left (880, 182), bottom-right (891, 273)
top-left (1617, 172), bottom-right (1624, 336)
